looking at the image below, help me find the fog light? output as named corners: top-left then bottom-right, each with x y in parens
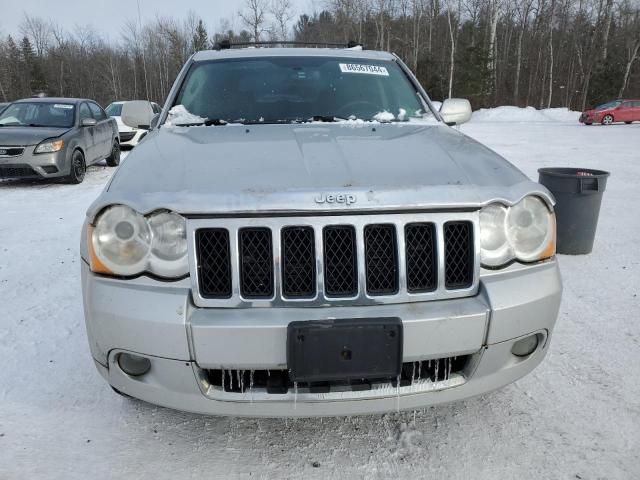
top-left (117, 353), bottom-right (151, 376)
top-left (511, 334), bottom-right (539, 357)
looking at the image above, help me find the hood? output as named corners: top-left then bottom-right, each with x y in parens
top-left (90, 123), bottom-right (550, 219)
top-left (0, 126), bottom-right (70, 146)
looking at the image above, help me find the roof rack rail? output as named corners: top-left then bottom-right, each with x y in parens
top-left (213, 40), bottom-right (363, 51)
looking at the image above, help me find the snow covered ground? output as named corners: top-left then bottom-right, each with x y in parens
top-left (1, 110), bottom-right (639, 479)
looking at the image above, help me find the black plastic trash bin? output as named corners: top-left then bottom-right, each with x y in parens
top-left (538, 168), bottom-right (610, 255)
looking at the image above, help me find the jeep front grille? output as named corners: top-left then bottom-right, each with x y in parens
top-left (323, 226), bottom-right (358, 297)
top-left (364, 224), bottom-right (398, 295)
top-left (405, 223), bottom-right (437, 292)
top-left (196, 228), bottom-right (232, 298)
top-left (281, 226), bottom-right (316, 298)
top-left (190, 212), bottom-right (479, 307)
top-left (444, 221), bottom-right (474, 289)
top-left (238, 227), bottom-right (274, 298)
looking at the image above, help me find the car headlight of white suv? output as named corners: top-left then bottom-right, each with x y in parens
top-left (480, 196), bottom-right (556, 268)
top-left (88, 205), bottom-right (188, 278)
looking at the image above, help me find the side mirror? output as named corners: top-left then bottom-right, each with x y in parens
top-left (440, 98), bottom-right (472, 126)
top-left (82, 118), bottom-right (97, 127)
top-left (121, 101), bottom-right (155, 130)
top-left (150, 114), bottom-right (160, 130)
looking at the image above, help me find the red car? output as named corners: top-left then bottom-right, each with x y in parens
top-left (580, 99), bottom-right (640, 125)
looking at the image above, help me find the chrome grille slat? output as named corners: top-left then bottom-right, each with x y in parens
top-left (187, 212), bottom-right (479, 308)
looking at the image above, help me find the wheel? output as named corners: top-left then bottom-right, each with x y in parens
top-left (64, 150), bottom-right (86, 184)
top-left (106, 140), bottom-right (121, 167)
top-left (602, 114), bottom-right (614, 125)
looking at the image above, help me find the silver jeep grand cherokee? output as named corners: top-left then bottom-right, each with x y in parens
top-left (81, 47), bottom-right (562, 417)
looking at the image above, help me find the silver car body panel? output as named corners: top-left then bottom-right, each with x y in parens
top-left (87, 123), bottom-right (553, 221)
top-left (81, 47), bottom-right (562, 416)
top-left (82, 259), bottom-right (561, 416)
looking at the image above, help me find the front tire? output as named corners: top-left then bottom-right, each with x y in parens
top-left (106, 140), bottom-right (121, 167)
top-left (602, 114), bottom-right (614, 125)
top-left (64, 150), bottom-right (86, 184)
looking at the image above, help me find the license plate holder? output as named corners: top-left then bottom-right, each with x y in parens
top-left (287, 318), bottom-right (403, 383)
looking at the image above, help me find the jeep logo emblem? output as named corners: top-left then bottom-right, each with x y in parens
top-left (314, 193), bottom-right (357, 205)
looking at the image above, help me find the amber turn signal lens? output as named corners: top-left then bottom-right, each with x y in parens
top-left (87, 224), bottom-right (113, 275)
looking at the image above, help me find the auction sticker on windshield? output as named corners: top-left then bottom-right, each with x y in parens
top-left (339, 63), bottom-right (389, 76)
top-left (54, 104), bottom-right (74, 109)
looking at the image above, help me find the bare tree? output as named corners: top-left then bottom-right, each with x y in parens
top-left (239, 0), bottom-right (269, 41)
top-left (20, 14), bottom-right (51, 57)
top-left (270, 0), bottom-right (294, 40)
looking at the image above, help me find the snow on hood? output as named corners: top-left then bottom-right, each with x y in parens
top-left (165, 105), bottom-right (206, 127)
top-left (373, 111), bottom-right (396, 122)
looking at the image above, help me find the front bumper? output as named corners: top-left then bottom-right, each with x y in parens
top-left (118, 129), bottom-right (146, 147)
top-left (0, 145), bottom-right (70, 178)
top-left (82, 260), bottom-right (562, 417)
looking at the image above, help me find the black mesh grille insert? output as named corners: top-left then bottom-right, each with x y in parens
top-left (405, 223), bottom-right (437, 292)
top-left (444, 221), bottom-right (474, 289)
top-left (196, 229), bottom-right (232, 298)
top-left (323, 226), bottom-right (357, 297)
top-left (0, 164), bottom-right (37, 179)
top-left (364, 224), bottom-right (398, 295)
top-left (281, 226), bottom-right (316, 298)
top-left (239, 228), bottom-right (274, 298)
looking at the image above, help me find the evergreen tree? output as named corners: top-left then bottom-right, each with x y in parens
top-left (192, 20), bottom-right (209, 52)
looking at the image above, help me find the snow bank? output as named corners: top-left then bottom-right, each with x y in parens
top-left (470, 106), bottom-right (581, 123)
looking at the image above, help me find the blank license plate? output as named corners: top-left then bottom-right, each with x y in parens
top-left (287, 318), bottom-right (403, 383)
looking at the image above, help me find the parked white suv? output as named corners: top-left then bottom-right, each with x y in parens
top-left (105, 101), bottom-right (160, 148)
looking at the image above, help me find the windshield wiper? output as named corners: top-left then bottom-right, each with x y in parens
top-left (308, 115), bottom-right (347, 123)
top-left (174, 118), bottom-right (228, 127)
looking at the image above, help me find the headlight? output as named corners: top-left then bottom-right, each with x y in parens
top-left (479, 203), bottom-right (513, 267)
top-left (89, 206), bottom-right (188, 278)
top-left (480, 196), bottom-right (555, 268)
top-left (34, 139), bottom-right (64, 154)
top-left (148, 212), bottom-right (188, 277)
top-left (505, 196), bottom-right (555, 262)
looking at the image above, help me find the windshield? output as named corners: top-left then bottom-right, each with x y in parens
top-left (105, 103), bottom-right (123, 116)
top-left (595, 100), bottom-right (622, 111)
top-left (171, 56), bottom-right (433, 125)
top-left (0, 102), bottom-right (75, 128)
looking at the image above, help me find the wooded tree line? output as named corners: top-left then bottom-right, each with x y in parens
top-left (1, 0), bottom-right (639, 111)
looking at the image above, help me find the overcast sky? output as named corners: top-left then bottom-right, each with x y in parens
top-left (0, 0), bottom-right (317, 40)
